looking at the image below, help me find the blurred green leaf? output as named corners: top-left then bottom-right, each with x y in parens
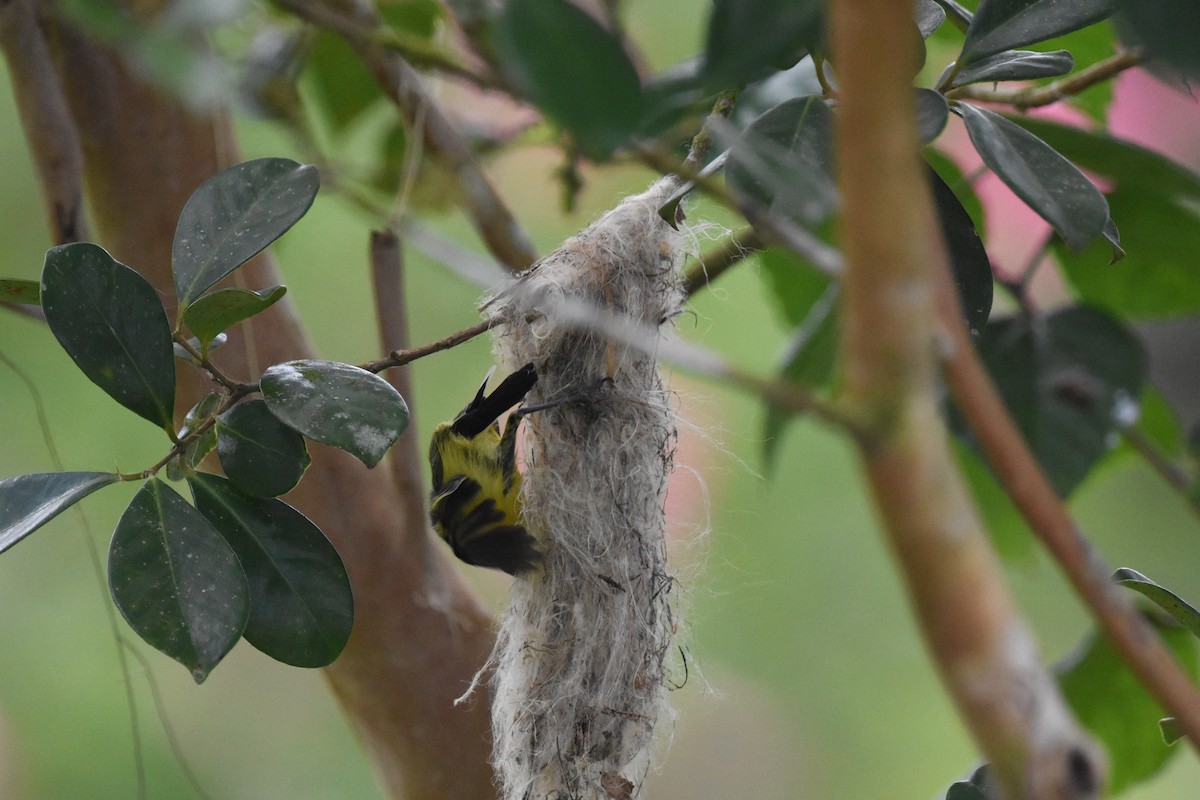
top-left (703, 0), bottom-right (822, 89)
top-left (1012, 118), bottom-right (1200, 318)
top-left (1115, 0), bottom-right (1200, 81)
top-left (957, 103), bottom-right (1111, 254)
top-left (0, 278), bottom-right (40, 305)
top-left (0, 472), bottom-right (120, 554)
top-left (183, 285), bottom-right (286, 352)
top-left (260, 360), bottom-right (409, 468)
top-left (379, 0), bottom-right (442, 38)
top-left (1114, 568), bottom-right (1200, 639)
top-left (975, 305), bottom-right (1144, 497)
top-left (41, 243), bottom-right (176, 430)
top-left (495, 0), bottom-right (642, 160)
top-left (1058, 616), bottom-right (1197, 794)
top-left (217, 399), bottom-right (310, 498)
top-left (306, 31), bottom-right (383, 130)
top-left (961, 0), bottom-right (1114, 64)
top-left (948, 48), bottom-right (1073, 87)
top-left (953, 441), bottom-right (1036, 560)
top-left (727, 95), bottom-right (836, 228)
top-left (189, 473), bottom-right (353, 668)
top-left (109, 478), bottom-right (248, 683)
top-left (173, 158), bottom-right (319, 309)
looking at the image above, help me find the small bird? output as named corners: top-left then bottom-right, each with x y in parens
top-left (428, 363), bottom-right (543, 575)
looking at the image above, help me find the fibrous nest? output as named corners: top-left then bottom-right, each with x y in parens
top-left (483, 178), bottom-right (686, 799)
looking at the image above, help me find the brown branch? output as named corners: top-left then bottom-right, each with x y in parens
top-left (831, 0), bottom-right (1104, 797)
top-left (0, 0), bottom-right (88, 244)
top-left (947, 49), bottom-right (1145, 110)
top-left (936, 263), bottom-right (1200, 754)
top-left (276, 0), bottom-right (538, 273)
top-left (369, 229), bottom-right (434, 548)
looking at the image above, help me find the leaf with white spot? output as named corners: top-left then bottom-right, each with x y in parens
top-left (259, 359), bottom-right (409, 468)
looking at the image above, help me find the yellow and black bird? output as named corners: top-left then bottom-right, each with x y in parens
top-left (428, 363), bottom-right (542, 575)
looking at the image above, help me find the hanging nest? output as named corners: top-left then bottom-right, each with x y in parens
top-left (483, 178), bottom-right (687, 799)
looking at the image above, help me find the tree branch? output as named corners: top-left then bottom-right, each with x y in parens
top-left (276, 0), bottom-right (538, 273)
top-left (935, 260), bottom-right (1200, 754)
top-left (831, 0), bottom-right (1104, 797)
top-left (0, 0), bottom-right (88, 244)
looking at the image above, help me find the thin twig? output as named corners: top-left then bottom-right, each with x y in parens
top-left (947, 49), bottom-right (1145, 110)
top-left (360, 318), bottom-right (498, 374)
top-left (682, 226), bottom-right (763, 297)
top-left (275, 0), bottom-right (538, 272)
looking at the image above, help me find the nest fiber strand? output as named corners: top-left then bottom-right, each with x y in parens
top-left (486, 179), bottom-right (685, 799)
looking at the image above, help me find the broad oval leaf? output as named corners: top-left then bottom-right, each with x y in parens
top-left (0, 278), bottom-right (40, 305)
top-left (1114, 568), bottom-right (1200, 639)
top-left (703, 0), bottom-right (822, 89)
top-left (260, 359), bottom-right (409, 467)
top-left (0, 471), bottom-right (120, 554)
top-left (727, 95), bottom-right (837, 228)
top-left (961, 0), bottom-right (1115, 64)
top-left (189, 472), bottom-right (353, 668)
top-left (183, 285), bottom-right (287, 352)
top-left (974, 305), bottom-right (1144, 496)
top-left (217, 399), bottom-right (311, 497)
top-left (949, 49), bottom-right (1074, 87)
top-left (109, 478), bottom-right (249, 683)
top-left (957, 102), bottom-right (1110, 253)
top-left (41, 243), bottom-right (176, 430)
top-left (173, 158), bottom-right (319, 309)
top-left (495, 0), bottom-right (642, 160)
top-left (1058, 618), bottom-right (1197, 794)
top-left (916, 0), bottom-right (947, 38)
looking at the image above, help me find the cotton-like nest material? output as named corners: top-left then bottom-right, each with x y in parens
top-left (484, 178), bottom-right (686, 799)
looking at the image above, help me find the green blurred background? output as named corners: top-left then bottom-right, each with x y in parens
top-left (3, 3), bottom-right (1200, 798)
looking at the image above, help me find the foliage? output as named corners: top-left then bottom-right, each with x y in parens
top-left (2, 0), bottom-right (1200, 796)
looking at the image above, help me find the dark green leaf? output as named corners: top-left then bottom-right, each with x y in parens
top-left (727, 96), bottom-right (837, 228)
top-left (189, 473), bottom-right (353, 668)
top-left (945, 781), bottom-right (989, 800)
top-left (961, 0), bottom-right (1114, 64)
top-left (916, 89), bottom-right (950, 144)
top-left (928, 164), bottom-right (994, 335)
top-left (41, 243), bottom-right (176, 430)
top-left (703, 0), bottom-right (822, 89)
top-left (1115, 0), bottom-right (1200, 81)
top-left (957, 103), bottom-right (1109, 253)
top-left (1115, 568), bottom-right (1200, 639)
top-left (495, 0), bottom-right (642, 160)
top-left (0, 278), bottom-right (40, 305)
top-left (380, 0), bottom-right (442, 37)
top-left (949, 49), bottom-right (1074, 87)
top-left (974, 305), bottom-right (1144, 496)
top-left (1011, 117), bottom-right (1200, 201)
top-left (260, 359), bottom-right (409, 468)
top-left (109, 478), bottom-right (248, 683)
top-left (0, 471), bottom-right (120, 554)
top-left (217, 399), bottom-right (311, 498)
top-left (173, 158), bottom-right (319, 309)
top-left (183, 285), bottom-right (287, 351)
top-left (1058, 617), bottom-right (1197, 794)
